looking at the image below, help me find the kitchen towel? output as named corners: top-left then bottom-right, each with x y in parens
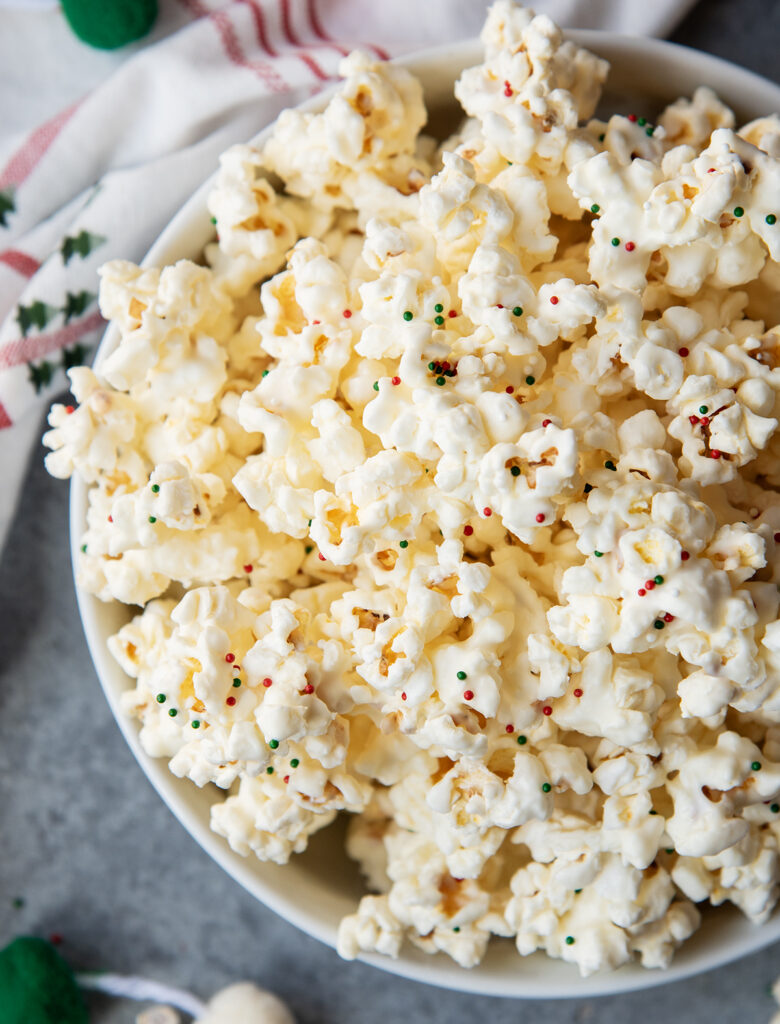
top-left (0, 0), bottom-right (697, 550)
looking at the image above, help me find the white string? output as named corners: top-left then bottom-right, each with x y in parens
top-left (75, 973), bottom-right (207, 1017)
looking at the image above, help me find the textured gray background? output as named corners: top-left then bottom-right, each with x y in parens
top-left (2, 1), bottom-right (780, 1019)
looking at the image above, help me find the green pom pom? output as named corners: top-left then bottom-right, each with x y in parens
top-left (61, 0), bottom-right (158, 50)
top-left (0, 937), bottom-right (87, 1024)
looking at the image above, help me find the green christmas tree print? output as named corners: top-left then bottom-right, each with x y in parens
top-left (27, 359), bottom-right (54, 393)
top-left (0, 186), bottom-right (15, 227)
top-left (61, 342), bottom-right (90, 372)
top-left (62, 290), bottom-right (95, 323)
top-left (16, 300), bottom-right (60, 336)
top-left (60, 230), bottom-right (106, 265)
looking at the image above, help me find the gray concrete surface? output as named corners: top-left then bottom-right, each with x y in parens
top-left (2, 1), bottom-right (780, 1019)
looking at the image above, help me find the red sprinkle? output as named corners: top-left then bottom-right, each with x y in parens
top-left (49, 934), bottom-right (63, 946)
top-left (401, 692), bottom-right (407, 701)
top-left (542, 705), bottom-right (553, 716)
top-left (226, 696), bottom-right (236, 706)
top-left (774, 533), bottom-right (780, 543)
top-left (312, 319), bottom-right (321, 324)
top-left (303, 683), bottom-right (314, 695)
top-left (318, 553), bottom-right (326, 560)
top-left (708, 167), bottom-right (716, 173)
top-left (263, 678), bottom-right (273, 688)
top-left (283, 775), bottom-right (290, 784)
top-left (536, 513), bottom-right (546, 523)
top-left (681, 551), bottom-right (690, 560)
top-left (496, 304), bottom-right (504, 309)
top-left (464, 525), bottom-right (474, 536)
top-left (573, 688), bottom-right (583, 698)
top-left (679, 347), bottom-right (689, 357)
top-left (550, 295), bottom-right (559, 305)
top-left (505, 385), bottom-right (515, 394)
top-left (625, 241), bottom-right (635, 252)
top-left (463, 690), bottom-right (474, 701)
top-left (65, 405), bottom-right (75, 414)
top-left (638, 588), bottom-right (646, 596)
top-left (448, 310), bottom-right (457, 318)
top-left (689, 415), bottom-right (699, 425)
top-left (225, 653), bottom-right (235, 664)
top-left (645, 580), bottom-right (656, 590)
top-left (542, 419), bottom-right (551, 427)
top-left (442, 361), bottom-right (451, 370)
top-left (391, 376), bottom-right (401, 386)
top-left (700, 416), bottom-right (709, 426)
top-left (504, 81), bottom-right (513, 97)
top-left (343, 309), bottom-right (352, 318)
top-left (663, 613), bottom-right (674, 622)
top-left (483, 507), bottom-right (493, 517)
top-left (243, 564), bottom-right (253, 573)
top-left (628, 113), bottom-right (638, 122)
top-left (710, 449), bottom-right (722, 459)
top-left (505, 724), bottom-right (515, 734)
top-left (107, 515), bottom-right (113, 523)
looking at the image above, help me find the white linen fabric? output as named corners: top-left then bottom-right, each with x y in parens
top-left (0, 0), bottom-right (694, 550)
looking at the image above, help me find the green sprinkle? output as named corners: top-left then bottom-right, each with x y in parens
top-left (148, 516), bottom-right (156, 524)
top-left (12, 897), bottom-right (24, 909)
top-left (434, 303), bottom-right (444, 313)
top-left (525, 375), bottom-right (535, 386)
top-left (598, 133), bottom-right (605, 142)
top-left (565, 936), bottom-right (575, 945)
top-left (373, 381), bottom-right (379, 391)
top-left (733, 206), bottom-right (744, 218)
top-left (767, 214), bottom-right (777, 225)
top-left (233, 678), bottom-right (241, 687)
top-left (645, 126), bottom-right (654, 136)
top-left (752, 761), bottom-right (762, 772)
top-left (436, 376), bottom-right (446, 386)
top-left (453, 926), bottom-right (461, 933)
top-left (665, 848), bottom-right (674, 854)
top-left (517, 735), bottom-right (527, 745)
top-left (80, 544), bottom-right (87, 553)
top-left (305, 545), bottom-right (313, 554)
top-left (266, 766), bottom-right (274, 774)
top-left (290, 758), bottom-right (300, 768)
top-left (604, 460), bottom-right (616, 471)
top-left (269, 739), bottom-right (279, 750)
top-left (699, 405), bottom-right (708, 414)
top-left (155, 693), bottom-right (166, 704)
top-left (611, 237), bottom-right (620, 247)
top-left (210, 216), bottom-right (217, 225)
top-left (192, 720), bottom-right (201, 729)
top-left (262, 370), bottom-right (269, 378)
top-left (542, 782), bottom-right (552, 793)
top-left (428, 362), bottom-right (436, 371)
top-left (594, 550), bottom-right (603, 558)
top-left (654, 620), bottom-right (664, 630)
top-left (435, 315), bottom-right (445, 325)
top-left (445, 369), bottom-right (456, 377)
top-left (511, 465), bottom-right (521, 477)
top-left (574, 889), bottom-right (582, 894)
top-left (584, 483), bottom-right (593, 493)
top-left (590, 204), bottom-right (600, 214)
top-left (649, 809), bottom-right (658, 815)
top-left (168, 708), bottom-right (178, 718)
top-left (308, 519), bottom-right (312, 526)
top-left (512, 306), bottom-right (523, 316)
top-left (151, 483), bottom-right (160, 493)
top-left (403, 311), bottom-right (413, 322)
top-left (772, 804), bottom-right (779, 813)
top-left (399, 540), bottom-right (408, 549)
top-left (654, 575), bottom-right (664, 585)
top-left (637, 117), bottom-right (647, 127)
top-left (457, 671), bottom-right (467, 680)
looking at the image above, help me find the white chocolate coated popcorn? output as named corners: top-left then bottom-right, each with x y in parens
top-left (45, 0), bottom-right (780, 980)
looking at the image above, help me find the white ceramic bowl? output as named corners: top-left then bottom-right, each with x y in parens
top-left (71, 32), bottom-right (780, 998)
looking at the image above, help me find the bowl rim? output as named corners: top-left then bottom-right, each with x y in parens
top-left (70, 30), bottom-right (780, 999)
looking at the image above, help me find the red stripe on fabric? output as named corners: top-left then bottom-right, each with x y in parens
top-left (306, 0), bottom-right (329, 40)
top-left (236, 0), bottom-right (278, 56)
top-left (279, 0), bottom-right (303, 45)
top-left (0, 400), bottom-right (11, 429)
top-left (0, 250), bottom-right (40, 278)
top-left (0, 101), bottom-right (81, 191)
top-left (176, 0), bottom-right (289, 93)
top-left (275, 0), bottom-right (331, 81)
top-left (297, 52), bottom-right (330, 81)
top-left (0, 310), bottom-right (104, 371)
top-left (369, 44), bottom-right (390, 60)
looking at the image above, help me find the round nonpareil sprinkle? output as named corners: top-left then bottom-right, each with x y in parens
top-left (542, 783), bottom-right (552, 793)
top-left (517, 735), bottom-right (527, 745)
top-left (403, 311), bottom-right (413, 321)
top-left (151, 483), bottom-right (160, 493)
top-left (463, 689), bottom-right (474, 701)
top-left (269, 739), bottom-right (280, 749)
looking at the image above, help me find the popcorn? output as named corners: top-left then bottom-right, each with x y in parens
top-left (45, 0), bottom-right (780, 981)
